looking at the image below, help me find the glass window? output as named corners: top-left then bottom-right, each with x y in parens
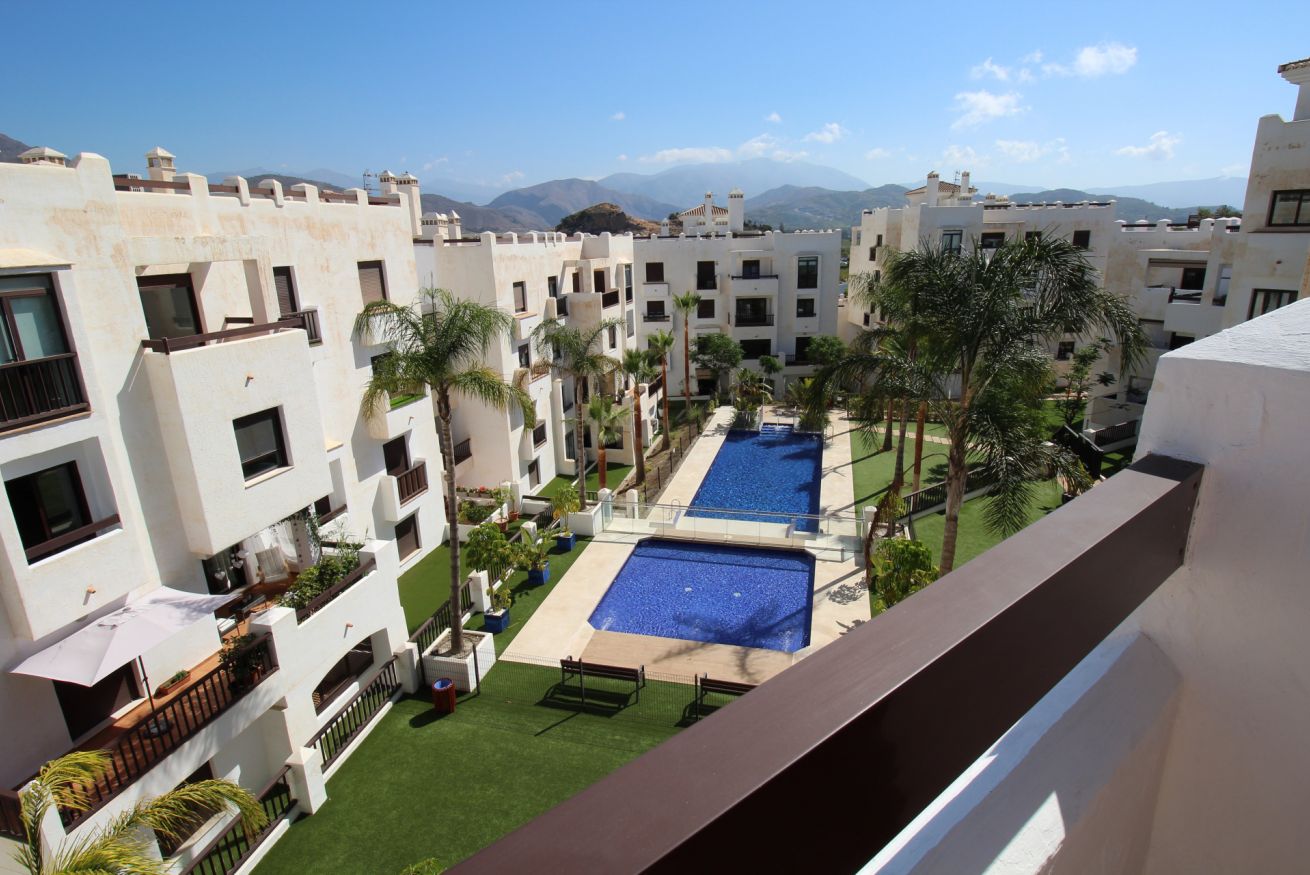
top-left (548, 276), bottom-right (559, 298)
top-left (0, 275), bottom-right (70, 363)
top-left (696, 261), bottom-right (717, 291)
top-left (796, 298), bottom-right (816, 318)
top-left (5, 462), bottom-right (91, 556)
top-left (1056, 341), bottom-right (1075, 361)
top-left (741, 339), bottom-right (771, 360)
top-left (517, 344), bottom-right (530, 368)
top-left (357, 261), bottom-right (386, 304)
top-left (1072, 230), bottom-right (1091, 250)
top-left (1268, 190), bottom-right (1310, 226)
top-left (137, 275), bottom-right (201, 341)
top-left (941, 230), bottom-right (963, 255)
top-left (980, 232), bottom-right (1006, 250)
top-left (607, 326), bottom-right (617, 349)
top-left (233, 409), bottom-right (288, 480)
top-left (646, 300), bottom-right (666, 318)
top-left (646, 262), bottom-right (664, 283)
top-left (697, 299), bottom-right (716, 320)
top-left (1248, 289), bottom-right (1297, 320)
top-left (741, 260), bottom-right (761, 279)
top-left (513, 282), bottom-right (527, 313)
top-left (395, 514), bottom-right (420, 559)
top-left (796, 256), bottom-right (818, 289)
top-left (1025, 231), bottom-right (1043, 243)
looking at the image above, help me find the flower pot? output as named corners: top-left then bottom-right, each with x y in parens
top-left (555, 532), bottom-right (576, 552)
top-left (528, 564), bottom-right (551, 586)
top-left (484, 609), bottom-right (511, 634)
top-left (156, 670), bottom-right (192, 697)
top-left (508, 510), bottom-right (520, 522)
top-left (497, 519), bottom-right (509, 534)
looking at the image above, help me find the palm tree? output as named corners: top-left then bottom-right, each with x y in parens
top-left (647, 329), bottom-right (675, 445)
top-left (758, 354), bottom-right (783, 397)
top-left (733, 367), bottom-right (772, 410)
top-left (619, 348), bottom-right (658, 484)
top-left (357, 289), bottom-right (532, 655)
top-left (672, 291), bottom-right (702, 419)
top-left (585, 395), bottom-right (629, 492)
top-left (532, 318), bottom-right (622, 509)
top-left (14, 749), bottom-right (266, 875)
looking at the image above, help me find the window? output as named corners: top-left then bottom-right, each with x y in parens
top-left (517, 343), bottom-right (530, 369)
top-left (1072, 230), bottom-right (1091, 250)
top-left (646, 300), bottom-right (667, 320)
top-left (980, 232), bottom-right (1005, 250)
top-left (1180, 267), bottom-right (1206, 291)
top-left (1168, 333), bottom-right (1195, 350)
top-left (697, 261), bottom-right (717, 291)
top-left (941, 230), bottom-right (963, 255)
top-left (548, 275), bottom-right (559, 299)
top-left (395, 513), bottom-right (420, 560)
top-left (513, 282), bottom-right (527, 313)
top-left (357, 261), bottom-right (386, 305)
top-left (853, 230), bottom-right (861, 246)
top-left (696, 377), bottom-right (717, 396)
top-left (741, 259), bottom-right (761, 279)
top-left (1268, 190), bottom-right (1310, 226)
top-left (527, 458), bottom-right (540, 489)
top-left (382, 436), bottom-right (410, 476)
top-left (796, 256), bottom-right (818, 289)
top-left (137, 274), bottom-right (201, 340)
top-left (272, 267), bottom-right (298, 316)
top-left (0, 274), bottom-right (84, 423)
top-left (1248, 288), bottom-right (1297, 320)
top-left (697, 299), bottom-right (716, 320)
top-left (1056, 341), bottom-right (1075, 361)
top-left (624, 264), bottom-right (633, 298)
top-left (571, 271), bottom-right (581, 294)
top-left (607, 326), bottom-right (617, 349)
top-left (740, 339), bottom-right (771, 360)
top-left (796, 298), bottom-right (816, 318)
top-left (646, 262), bottom-right (665, 283)
top-left (876, 234), bottom-right (883, 247)
top-left (313, 639), bottom-right (375, 713)
top-left (1214, 265), bottom-right (1232, 305)
top-left (1024, 231), bottom-right (1043, 243)
top-left (5, 462), bottom-right (91, 560)
top-left (533, 421), bottom-right (547, 447)
top-left (869, 247), bottom-right (876, 260)
top-left (594, 269), bottom-right (607, 294)
top-left (735, 299), bottom-right (770, 326)
top-left (794, 336), bottom-right (812, 363)
top-left (233, 409), bottom-right (288, 480)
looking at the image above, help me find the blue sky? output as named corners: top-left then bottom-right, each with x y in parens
top-left (2, 0), bottom-right (1306, 193)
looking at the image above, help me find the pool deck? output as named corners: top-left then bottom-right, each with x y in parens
top-left (502, 406), bottom-right (871, 685)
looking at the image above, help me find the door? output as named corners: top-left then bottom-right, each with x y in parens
top-left (594, 269), bottom-right (606, 294)
top-left (382, 436), bottom-right (410, 477)
top-left (395, 514), bottom-right (420, 559)
top-left (54, 663), bottom-right (140, 741)
top-left (137, 274), bottom-right (201, 340)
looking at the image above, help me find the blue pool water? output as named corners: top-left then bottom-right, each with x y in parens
top-left (687, 426), bottom-right (823, 532)
top-left (588, 539), bottom-right (814, 652)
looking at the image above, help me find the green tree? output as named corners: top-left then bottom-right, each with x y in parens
top-left (532, 318), bottom-right (622, 510)
top-left (647, 329), bottom-right (676, 444)
top-left (805, 335), bottom-right (846, 369)
top-left (585, 395), bottom-right (629, 491)
top-left (758, 354), bottom-right (783, 395)
top-left (14, 749), bottom-right (266, 875)
top-left (620, 348), bottom-right (658, 483)
top-left (464, 522), bottom-right (516, 586)
top-left (672, 292), bottom-right (702, 414)
top-left (872, 538), bottom-right (938, 609)
top-left (733, 367), bottom-right (772, 412)
top-left (1059, 338), bottom-right (1115, 427)
top-left (693, 333), bottom-right (743, 402)
top-left (357, 288), bottom-right (532, 655)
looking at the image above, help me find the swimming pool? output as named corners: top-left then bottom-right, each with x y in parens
top-left (588, 539), bottom-right (814, 652)
top-left (687, 425), bottom-right (823, 532)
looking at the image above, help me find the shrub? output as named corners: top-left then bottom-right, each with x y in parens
top-left (464, 523), bottom-right (515, 584)
top-left (458, 500), bottom-right (495, 525)
top-left (871, 539), bottom-right (938, 608)
top-left (552, 485), bottom-right (580, 534)
top-left (280, 542), bottom-right (362, 610)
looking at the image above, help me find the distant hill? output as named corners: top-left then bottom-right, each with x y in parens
top-left (208, 171), bottom-right (348, 192)
top-left (419, 193), bottom-right (545, 234)
top-left (555, 203), bottom-right (659, 236)
top-left (1, 133), bottom-right (32, 163)
top-left (1085, 176), bottom-right (1248, 210)
top-left (600, 158), bottom-right (872, 207)
top-left (489, 179), bottom-right (676, 225)
top-left (1008, 188), bottom-right (1194, 223)
top-left (208, 166), bottom-right (363, 190)
top-left (743, 184), bottom-right (908, 230)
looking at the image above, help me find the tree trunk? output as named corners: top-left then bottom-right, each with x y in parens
top-left (660, 358), bottom-right (671, 449)
top-left (882, 397), bottom-right (895, 451)
top-left (574, 379), bottom-right (588, 510)
top-left (435, 396), bottom-right (464, 654)
top-left (938, 420), bottom-right (970, 576)
top-left (632, 382), bottom-right (646, 484)
top-left (682, 317), bottom-right (692, 417)
top-left (891, 397), bottom-right (910, 492)
top-left (598, 446), bottom-right (608, 491)
top-left (912, 402), bottom-right (927, 492)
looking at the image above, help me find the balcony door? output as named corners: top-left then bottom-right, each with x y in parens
top-left (383, 436), bottom-right (411, 477)
top-left (137, 274), bottom-right (201, 341)
top-left (736, 298), bottom-right (768, 325)
top-left (54, 663), bottom-right (140, 741)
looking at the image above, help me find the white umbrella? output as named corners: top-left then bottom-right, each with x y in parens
top-left (10, 587), bottom-right (239, 730)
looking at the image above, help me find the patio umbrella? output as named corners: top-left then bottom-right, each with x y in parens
top-left (10, 587), bottom-right (238, 730)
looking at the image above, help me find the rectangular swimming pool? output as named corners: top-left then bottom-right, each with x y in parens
top-left (588, 539), bottom-right (814, 652)
top-left (686, 425), bottom-right (823, 532)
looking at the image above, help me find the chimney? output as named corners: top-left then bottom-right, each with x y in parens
top-left (448, 210), bottom-right (463, 239)
top-left (659, 218), bottom-right (670, 236)
top-left (959, 171), bottom-right (971, 200)
top-left (703, 191), bottom-right (714, 234)
top-left (1279, 58), bottom-right (1310, 122)
top-left (145, 147), bottom-right (175, 182)
top-left (18, 146), bottom-right (67, 167)
top-left (378, 169), bottom-right (398, 195)
top-left (396, 172), bottom-right (422, 236)
top-left (728, 188), bottom-right (744, 233)
top-left (925, 171), bottom-right (940, 208)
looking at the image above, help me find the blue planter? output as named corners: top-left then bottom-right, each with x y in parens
top-left (484, 609), bottom-right (511, 634)
top-left (528, 564), bottom-right (551, 586)
top-left (555, 532), bottom-right (576, 552)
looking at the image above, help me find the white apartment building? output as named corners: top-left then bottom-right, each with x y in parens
top-left (635, 192), bottom-right (843, 398)
top-left (0, 148), bottom-right (446, 867)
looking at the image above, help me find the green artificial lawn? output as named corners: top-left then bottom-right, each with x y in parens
top-left (911, 478), bottom-right (1064, 569)
top-left (849, 428), bottom-right (953, 509)
top-left (396, 520), bottom-right (532, 634)
top-left (536, 460), bottom-right (633, 499)
top-left (466, 536), bottom-right (592, 653)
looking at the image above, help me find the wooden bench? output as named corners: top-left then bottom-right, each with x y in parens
top-left (559, 657), bottom-right (646, 708)
top-left (693, 675), bottom-right (756, 721)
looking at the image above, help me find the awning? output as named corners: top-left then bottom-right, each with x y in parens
top-left (9, 587), bottom-right (237, 687)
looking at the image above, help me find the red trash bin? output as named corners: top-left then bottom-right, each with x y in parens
top-left (431, 677), bottom-right (456, 714)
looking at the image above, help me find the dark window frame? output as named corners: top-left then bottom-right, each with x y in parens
top-left (1056, 341), bottom-right (1076, 361)
top-left (272, 266), bottom-right (298, 317)
top-left (980, 232), bottom-right (1006, 250)
top-left (533, 420), bottom-right (548, 448)
top-left (696, 261), bottom-right (717, 291)
top-left (1071, 230), bottom-right (1091, 250)
top-left (796, 298), bottom-right (817, 319)
top-left (0, 273), bottom-right (75, 364)
top-left (233, 408), bottom-right (289, 481)
top-left (740, 339), bottom-right (772, 360)
top-left (941, 230), bottom-right (963, 255)
top-left (357, 260), bottom-right (387, 305)
top-left (796, 256), bottom-right (819, 290)
top-left (512, 281), bottom-right (528, 313)
top-left (697, 299), bottom-right (716, 320)
top-left (1248, 288), bottom-right (1298, 320)
top-left (1268, 190), bottom-right (1310, 227)
top-left (646, 262), bottom-right (665, 283)
top-left (395, 513), bottom-right (420, 559)
top-left (137, 273), bottom-right (203, 341)
top-left (5, 461), bottom-right (92, 557)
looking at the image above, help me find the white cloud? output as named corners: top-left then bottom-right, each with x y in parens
top-left (737, 134), bottom-right (778, 159)
top-left (1021, 50), bottom-right (1044, 64)
top-left (1116, 130), bottom-right (1180, 160)
top-left (1017, 68), bottom-right (1035, 84)
top-left (1219, 162), bottom-right (1246, 177)
top-left (865, 147), bottom-right (893, 160)
top-left (942, 145), bottom-right (985, 167)
top-left (610, 111), bottom-right (625, 121)
top-left (1045, 42), bottom-right (1137, 78)
top-left (803, 122), bottom-right (848, 144)
top-left (421, 157), bottom-right (449, 171)
top-left (951, 90), bottom-right (1025, 129)
top-left (770, 149), bottom-right (809, 162)
top-left (639, 146), bottom-right (735, 164)
top-left (616, 154), bottom-right (628, 162)
top-left (970, 57), bottom-right (1010, 81)
top-left (764, 111), bottom-right (782, 124)
top-left (499, 170), bottom-right (526, 185)
top-left (994, 137), bottom-right (1070, 164)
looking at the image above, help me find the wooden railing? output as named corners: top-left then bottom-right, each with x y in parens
top-left (112, 175), bottom-right (193, 193)
top-left (453, 439), bottom-right (473, 464)
top-left (24, 513), bottom-right (121, 563)
top-left (287, 308), bottom-right (322, 344)
top-left (0, 353), bottom-right (89, 431)
top-left (0, 790), bottom-right (21, 841)
top-left (309, 658), bottom-right (401, 769)
top-left (141, 316), bottom-right (307, 354)
top-left (294, 556), bottom-right (377, 623)
top-left (1092, 419), bottom-right (1140, 447)
top-left (179, 766), bottom-right (295, 875)
top-left (396, 461), bottom-right (428, 505)
top-left (39, 634), bottom-right (278, 830)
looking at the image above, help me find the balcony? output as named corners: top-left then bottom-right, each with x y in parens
top-left (601, 290), bottom-right (621, 309)
top-left (728, 275), bottom-right (779, 296)
top-left (0, 353), bottom-right (89, 432)
top-left (140, 314), bottom-right (310, 354)
top-left (453, 438), bottom-right (472, 465)
top-left (23, 513), bottom-right (122, 564)
top-left (733, 312), bottom-right (775, 327)
top-left (643, 282), bottom-right (670, 297)
top-left (643, 312), bottom-right (671, 322)
top-left (293, 553), bottom-right (379, 623)
top-left (381, 460), bottom-right (429, 521)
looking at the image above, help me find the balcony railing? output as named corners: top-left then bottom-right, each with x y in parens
top-left (287, 308), bottom-right (322, 345)
top-left (453, 439), bottom-right (473, 465)
top-left (1090, 419), bottom-right (1140, 447)
top-left (460, 456), bottom-right (1203, 872)
top-left (0, 353), bottom-right (89, 431)
top-left (730, 273), bottom-right (779, 280)
top-left (734, 313), bottom-right (775, 327)
top-left (295, 555), bottom-right (378, 623)
top-left (28, 634), bottom-right (278, 830)
top-left (1167, 288), bottom-right (1203, 304)
top-left (141, 316), bottom-right (308, 354)
top-left (643, 312), bottom-right (671, 322)
top-left (601, 290), bottom-right (621, 308)
top-left (179, 766), bottom-right (295, 875)
top-left (784, 354), bottom-right (809, 366)
top-left (24, 513), bottom-right (121, 563)
top-left (396, 461), bottom-right (428, 505)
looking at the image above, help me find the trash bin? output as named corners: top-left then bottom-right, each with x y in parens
top-left (431, 677), bottom-right (456, 714)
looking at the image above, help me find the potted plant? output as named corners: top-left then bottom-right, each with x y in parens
top-left (489, 486), bottom-right (513, 530)
top-left (483, 581), bottom-right (513, 634)
top-left (221, 633), bottom-right (263, 690)
top-left (156, 669), bottom-right (191, 697)
top-left (552, 485), bottom-right (579, 551)
top-left (517, 533), bottom-right (552, 586)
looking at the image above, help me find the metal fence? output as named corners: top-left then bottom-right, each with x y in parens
top-left (309, 658), bottom-right (401, 769)
top-left (638, 414), bottom-right (705, 503)
top-left (180, 767), bottom-right (296, 875)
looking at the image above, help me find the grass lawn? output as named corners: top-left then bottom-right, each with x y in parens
top-left (396, 519), bottom-right (533, 634)
top-left (537, 461), bottom-right (634, 499)
top-left (466, 536), bottom-right (592, 654)
top-left (911, 478), bottom-right (1063, 569)
top-left (850, 428), bottom-right (953, 508)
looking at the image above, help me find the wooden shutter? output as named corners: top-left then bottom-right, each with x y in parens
top-left (358, 261), bottom-right (386, 304)
top-left (273, 267), bottom-right (296, 316)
